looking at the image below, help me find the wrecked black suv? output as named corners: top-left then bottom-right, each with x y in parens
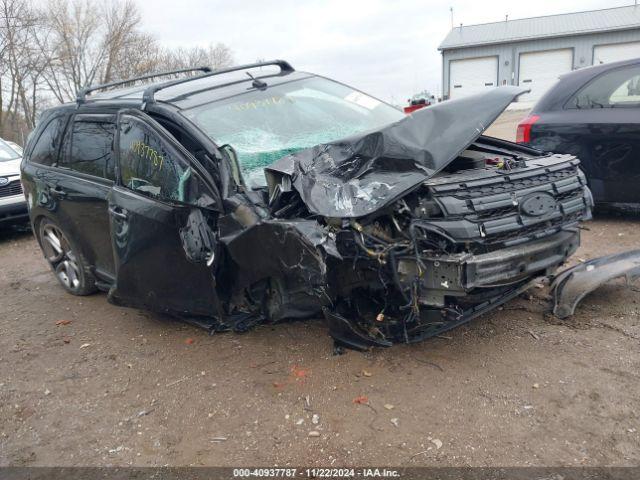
top-left (21, 60), bottom-right (593, 349)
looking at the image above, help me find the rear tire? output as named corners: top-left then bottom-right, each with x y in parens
top-left (37, 218), bottom-right (97, 296)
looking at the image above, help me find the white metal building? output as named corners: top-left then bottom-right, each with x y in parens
top-left (439, 5), bottom-right (640, 102)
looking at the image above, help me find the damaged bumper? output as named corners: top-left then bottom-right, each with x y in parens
top-left (396, 230), bottom-right (580, 306)
top-left (325, 231), bottom-right (580, 350)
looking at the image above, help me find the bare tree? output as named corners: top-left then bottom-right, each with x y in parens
top-left (0, 0), bottom-right (235, 141)
top-left (0, 0), bottom-right (45, 137)
top-left (101, 0), bottom-right (143, 83)
top-left (106, 31), bottom-right (164, 81)
top-left (161, 43), bottom-right (234, 71)
top-left (39, 0), bottom-right (110, 102)
top-left (207, 43), bottom-right (234, 70)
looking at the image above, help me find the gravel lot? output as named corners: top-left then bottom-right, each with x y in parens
top-left (1, 111), bottom-right (639, 467)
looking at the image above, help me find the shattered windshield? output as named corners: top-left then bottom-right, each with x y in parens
top-left (181, 76), bottom-right (404, 187)
top-left (0, 139), bottom-right (20, 161)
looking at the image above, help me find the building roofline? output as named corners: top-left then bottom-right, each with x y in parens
top-left (451, 4), bottom-right (637, 31)
top-left (439, 5), bottom-right (640, 50)
top-left (438, 24), bottom-right (640, 51)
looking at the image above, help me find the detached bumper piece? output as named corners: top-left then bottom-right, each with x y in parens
top-left (551, 249), bottom-right (640, 319)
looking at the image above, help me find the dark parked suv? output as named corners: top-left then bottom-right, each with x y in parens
top-left (21, 61), bottom-right (593, 349)
top-left (517, 57), bottom-right (640, 211)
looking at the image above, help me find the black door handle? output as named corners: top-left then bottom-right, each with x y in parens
top-left (108, 206), bottom-right (128, 220)
top-left (50, 186), bottom-right (67, 198)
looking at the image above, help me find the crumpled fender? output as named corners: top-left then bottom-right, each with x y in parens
top-left (551, 249), bottom-right (640, 318)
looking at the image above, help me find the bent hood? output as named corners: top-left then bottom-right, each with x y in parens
top-left (265, 86), bottom-right (529, 218)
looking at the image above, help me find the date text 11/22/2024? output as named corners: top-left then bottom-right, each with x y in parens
top-left (232, 468), bottom-right (401, 478)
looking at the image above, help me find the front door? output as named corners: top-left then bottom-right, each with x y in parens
top-left (108, 110), bottom-right (221, 317)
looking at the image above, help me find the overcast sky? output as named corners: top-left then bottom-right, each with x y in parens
top-left (137, 0), bottom-right (631, 104)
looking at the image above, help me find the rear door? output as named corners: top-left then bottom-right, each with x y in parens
top-left (109, 109), bottom-right (221, 317)
top-left (55, 114), bottom-right (117, 279)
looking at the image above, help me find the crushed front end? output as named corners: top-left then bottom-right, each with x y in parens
top-left (321, 149), bottom-right (592, 349)
top-left (223, 87), bottom-right (593, 349)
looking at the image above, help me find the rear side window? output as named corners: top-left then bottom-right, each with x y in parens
top-left (28, 116), bottom-right (65, 166)
top-left (61, 119), bottom-right (116, 180)
top-left (118, 116), bottom-right (195, 204)
top-left (567, 64), bottom-right (640, 109)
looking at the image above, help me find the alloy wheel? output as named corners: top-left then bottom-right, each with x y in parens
top-left (40, 222), bottom-right (82, 291)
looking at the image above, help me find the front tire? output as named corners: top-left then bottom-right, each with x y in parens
top-left (37, 218), bottom-right (97, 296)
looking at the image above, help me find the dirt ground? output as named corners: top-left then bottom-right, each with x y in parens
top-left (1, 111), bottom-right (639, 467)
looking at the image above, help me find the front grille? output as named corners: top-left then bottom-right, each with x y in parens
top-left (452, 167), bottom-right (578, 200)
top-left (470, 187), bottom-right (584, 222)
top-left (423, 157), bottom-right (591, 246)
top-left (0, 180), bottom-right (23, 198)
top-left (486, 212), bottom-right (583, 244)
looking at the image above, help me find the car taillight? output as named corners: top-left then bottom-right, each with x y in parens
top-left (516, 114), bottom-right (540, 144)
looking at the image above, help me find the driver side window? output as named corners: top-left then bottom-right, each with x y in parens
top-left (118, 117), bottom-right (198, 204)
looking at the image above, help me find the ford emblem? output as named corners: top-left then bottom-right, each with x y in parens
top-left (0, 177), bottom-right (9, 186)
top-left (520, 192), bottom-right (557, 217)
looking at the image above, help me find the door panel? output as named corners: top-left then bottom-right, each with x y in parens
top-left (109, 110), bottom-right (220, 317)
top-left (52, 170), bottom-right (114, 276)
top-left (108, 186), bottom-right (217, 315)
top-left (44, 114), bottom-right (117, 278)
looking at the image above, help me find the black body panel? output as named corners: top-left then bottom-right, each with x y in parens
top-left (107, 186), bottom-right (218, 316)
top-left (48, 170), bottom-right (115, 277)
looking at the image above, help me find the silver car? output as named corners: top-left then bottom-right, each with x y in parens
top-left (0, 138), bottom-right (28, 225)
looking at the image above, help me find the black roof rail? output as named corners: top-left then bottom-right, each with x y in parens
top-left (76, 66), bottom-right (213, 104)
top-left (141, 59), bottom-right (294, 107)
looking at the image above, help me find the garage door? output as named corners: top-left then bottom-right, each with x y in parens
top-left (449, 56), bottom-right (498, 99)
top-left (594, 41), bottom-right (640, 64)
top-left (518, 49), bottom-right (573, 102)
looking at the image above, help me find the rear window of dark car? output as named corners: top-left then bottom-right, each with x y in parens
top-left (567, 64), bottom-right (640, 109)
